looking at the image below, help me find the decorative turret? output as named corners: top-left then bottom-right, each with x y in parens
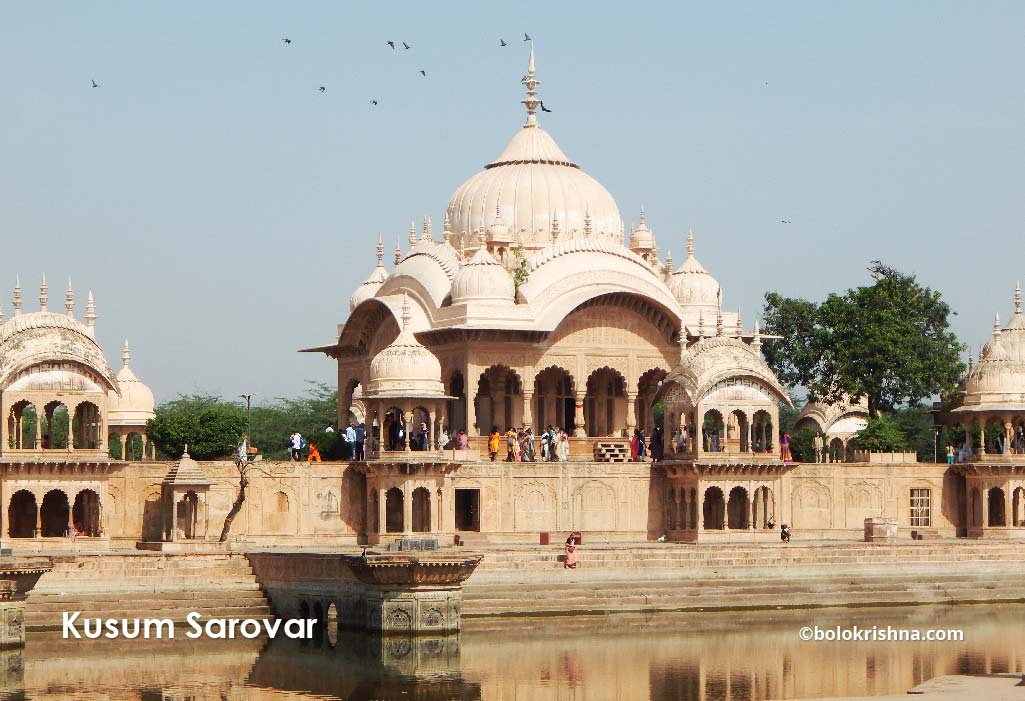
top-left (664, 250), bottom-right (673, 281)
top-left (752, 320), bottom-right (762, 354)
top-left (12, 277), bottom-right (21, 316)
top-left (521, 42), bottom-right (540, 127)
top-left (451, 231), bottom-right (516, 305)
top-left (85, 291), bottom-right (96, 338)
top-left (39, 274), bottom-right (47, 312)
top-left (735, 309), bottom-right (743, 338)
top-left (629, 206), bottom-right (655, 254)
top-left (350, 234), bottom-right (390, 312)
top-left (394, 238), bottom-right (402, 266)
top-left (668, 229), bottom-right (722, 312)
top-left (408, 221), bottom-right (416, 245)
top-left (443, 212), bottom-right (454, 245)
top-left (993, 313), bottom-right (1002, 339)
top-left (488, 202), bottom-right (512, 247)
top-left (698, 310), bottom-right (706, 339)
top-left (65, 279), bottom-right (74, 317)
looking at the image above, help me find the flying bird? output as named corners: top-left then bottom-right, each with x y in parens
top-left (370, 100), bottom-right (378, 105)
top-left (540, 100), bottom-right (552, 113)
top-left (318, 86), bottom-right (326, 92)
top-left (419, 69), bottom-right (426, 77)
top-left (386, 40), bottom-right (395, 49)
top-left (402, 41), bottom-right (410, 50)
top-left (500, 38), bottom-right (507, 46)
top-left (282, 37), bottom-right (291, 44)
top-left (524, 32), bottom-right (531, 41)
top-left (780, 219), bottom-right (791, 224)
top-left (91, 79), bottom-right (99, 88)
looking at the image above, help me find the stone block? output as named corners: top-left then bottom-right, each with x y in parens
top-left (863, 517), bottom-right (898, 542)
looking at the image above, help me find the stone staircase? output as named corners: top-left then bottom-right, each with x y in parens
top-left (462, 541), bottom-right (1025, 618)
top-left (593, 441), bottom-right (630, 462)
top-left (24, 553), bottom-right (272, 631)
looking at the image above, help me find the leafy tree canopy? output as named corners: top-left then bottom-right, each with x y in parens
top-left (761, 261), bottom-right (965, 415)
top-left (146, 394), bottom-right (247, 460)
top-left (248, 382), bottom-right (341, 460)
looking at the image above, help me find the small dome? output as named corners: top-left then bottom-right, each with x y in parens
top-left (108, 340), bottom-right (156, 426)
top-left (962, 284), bottom-right (1025, 406)
top-left (451, 239), bottom-right (516, 305)
top-left (367, 296), bottom-right (446, 398)
top-left (350, 237), bottom-right (389, 312)
top-left (629, 208), bottom-right (655, 251)
top-left (668, 230), bottom-right (721, 308)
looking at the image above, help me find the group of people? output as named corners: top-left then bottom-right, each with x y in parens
top-left (629, 426), bottom-right (665, 462)
top-left (487, 426), bottom-right (571, 462)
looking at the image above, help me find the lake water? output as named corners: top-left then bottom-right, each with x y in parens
top-left (4, 603), bottom-right (1024, 700)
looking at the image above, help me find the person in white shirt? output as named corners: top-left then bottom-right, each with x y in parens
top-left (289, 431), bottom-right (303, 461)
top-left (344, 423), bottom-right (357, 458)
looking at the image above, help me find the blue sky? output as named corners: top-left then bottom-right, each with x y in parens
top-left (2, 1), bottom-right (1023, 403)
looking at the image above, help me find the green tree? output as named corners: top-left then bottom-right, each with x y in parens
top-left (850, 414), bottom-right (908, 452)
top-left (761, 261), bottom-right (965, 415)
top-left (146, 395), bottom-right (247, 460)
top-left (248, 382), bottom-right (340, 460)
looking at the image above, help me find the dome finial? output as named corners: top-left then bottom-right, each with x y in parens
top-left (400, 293), bottom-right (412, 330)
top-left (753, 320), bottom-right (762, 354)
top-left (39, 274), bottom-right (47, 312)
top-left (994, 312), bottom-right (1002, 337)
top-left (421, 216), bottom-right (430, 242)
top-left (520, 43), bottom-right (541, 127)
top-left (1015, 281), bottom-right (1022, 315)
top-left (85, 290), bottom-right (96, 337)
top-left (376, 233), bottom-right (384, 267)
top-left (122, 338), bottom-right (131, 368)
top-left (687, 229), bottom-right (695, 258)
top-left (443, 212), bottom-right (453, 244)
top-left (409, 220), bottom-right (417, 245)
top-left (12, 276), bottom-right (21, 316)
top-left (394, 237), bottom-right (402, 266)
top-left (968, 348), bottom-right (974, 373)
top-left (736, 308), bottom-right (743, 337)
top-left (638, 205), bottom-right (646, 228)
top-left (65, 278), bottom-right (74, 317)
top-left (665, 249), bottom-right (673, 277)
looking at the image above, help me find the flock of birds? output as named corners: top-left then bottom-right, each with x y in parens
top-left (89, 32), bottom-right (536, 108)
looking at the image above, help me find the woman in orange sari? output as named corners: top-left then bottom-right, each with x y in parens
top-left (563, 534), bottom-right (578, 569)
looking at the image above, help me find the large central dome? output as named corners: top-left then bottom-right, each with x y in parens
top-left (445, 47), bottom-right (623, 253)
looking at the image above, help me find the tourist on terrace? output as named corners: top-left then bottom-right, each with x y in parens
top-left (638, 428), bottom-right (647, 461)
top-left (505, 428), bottom-right (517, 461)
top-left (457, 430), bottom-right (469, 450)
top-left (307, 443), bottom-right (322, 462)
top-left (354, 423), bottom-right (366, 460)
top-left (237, 434), bottom-right (249, 466)
top-left (813, 432), bottom-right (824, 463)
top-left (344, 422), bottom-right (356, 457)
top-left (780, 433), bottom-right (793, 463)
top-left (559, 429), bottom-right (570, 461)
top-left (289, 431), bottom-right (304, 461)
top-left (650, 427), bottom-right (664, 463)
top-left (488, 427), bottom-right (500, 462)
top-left (630, 429), bottom-right (640, 461)
top-left (781, 523), bottom-right (791, 543)
top-left (439, 427), bottom-right (450, 450)
top-left (946, 444), bottom-right (955, 465)
top-left (524, 428), bottom-right (536, 461)
top-left (419, 421), bottom-right (429, 450)
top-left (539, 429), bottom-right (550, 461)
top-left (563, 534), bottom-right (578, 569)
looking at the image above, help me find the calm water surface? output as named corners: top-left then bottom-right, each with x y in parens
top-left (3, 604), bottom-right (1024, 700)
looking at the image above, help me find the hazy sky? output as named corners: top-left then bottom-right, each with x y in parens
top-left (3, 2), bottom-right (1023, 405)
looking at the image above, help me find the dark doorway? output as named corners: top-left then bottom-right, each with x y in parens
top-left (455, 489), bottom-right (480, 531)
top-left (385, 488), bottom-right (404, 533)
top-left (40, 490), bottom-right (70, 537)
top-left (8, 490), bottom-right (37, 538)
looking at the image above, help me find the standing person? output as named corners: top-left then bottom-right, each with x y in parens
top-left (563, 533), bottom-right (578, 569)
top-left (638, 428), bottom-right (647, 461)
top-left (289, 431), bottom-right (304, 462)
top-left (539, 430), bottom-right (549, 461)
top-left (525, 428), bottom-right (536, 461)
top-left (488, 427), bottom-right (501, 462)
top-left (945, 444), bottom-right (955, 465)
top-left (780, 432), bottom-right (793, 463)
top-left (679, 426), bottom-right (688, 453)
top-left (650, 427), bottom-right (664, 463)
top-left (439, 427), bottom-right (450, 450)
top-left (457, 430), bottom-right (469, 450)
top-left (506, 428), bottom-right (517, 462)
top-left (307, 443), bottom-right (322, 462)
top-left (560, 429), bottom-right (570, 462)
top-left (813, 431), bottom-right (824, 463)
top-left (325, 422), bottom-right (337, 433)
top-left (237, 434), bottom-right (249, 466)
top-left (780, 523), bottom-right (791, 543)
top-left (629, 429), bottom-right (640, 462)
top-left (419, 421), bottom-right (429, 451)
top-left (354, 423), bottom-right (366, 461)
top-left (344, 422), bottom-right (357, 459)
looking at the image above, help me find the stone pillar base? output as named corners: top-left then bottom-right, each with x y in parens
top-left (364, 588), bottom-right (462, 634)
top-left (0, 601), bottom-right (25, 649)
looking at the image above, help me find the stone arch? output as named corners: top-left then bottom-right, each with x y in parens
top-left (752, 409), bottom-right (773, 454)
top-left (585, 366), bottom-right (626, 437)
top-left (8, 399), bottom-right (38, 449)
top-left (124, 431), bottom-right (144, 461)
top-left (533, 365), bottom-right (576, 433)
top-left (410, 406), bottom-right (431, 451)
top-left (636, 367), bottom-right (669, 435)
top-left (475, 365), bottom-right (523, 435)
top-left (72, 401), bottom-right (102, 449)
top-left (40, 489), bottom-right (70, 537)
top-left (412, 486), bottom-right (431, 533)
top-left (845, 480), bottom-right (883, 528)
top-left (142, 488), bottom-right (162, 541)
top-left (752, 486), bottom-right (775, 529)
top-left (1014, 487), bottom-right (1025, 528)
top-left (382, 405), bottom-right (406, 450)
top-left (8, 490), bottom-right (37, 538)
top-left (446, 370), bottom-right (466, 435)
top-left (572, 480), bottom-right (616, 531)
top-left (829, 437), bottom-right (845, 463)
top-left (385, 487), bottom-right (404, 533)
top-left (791, 481), bottom-right (831, 529)
top-left (727, 409), bottom-right (749, 453)
top-left (514, 480), bottom-right (557, 531)
top-left (72, 489), bottom-right (101, 536)
top-left (727, 486), bottom-right (749, 529)
top-left (702, 409), bottom-right (725, 453)
top-left (702, 486), bottom-right (725, 530)
top-left (176, 490), bottom-right (201, 539)
top-left (988, 487), bottom-right (1006, 527)
top-left (42, 400), bottom-right (70, 449)
top-left (970, 487), bottom-right (982, 529)
top-left (273, 491), bottom-right (289, 512)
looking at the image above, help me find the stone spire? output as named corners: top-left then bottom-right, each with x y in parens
top-left (736, 309), bottom-right (743, 337)
top-left (85, 291), bottom-right (97, 337)
top-left (687, 229), bottom-right (695, 258)
top-left (122, 338), bottom-right (131, 368)
top-left (521, 43), bottom-right (541, 127)
top-left (993, 312), bottom-right (1002, 337)
top-left (12, 276), bottom-right (21, 316)
top-left (698, 310), bottom-right (706, 339)
top-left (375, 233), bottom-right (385, 268)
top-left (716, 307), bottom-right (724, 337)
top-left (968, 348), bottom-right (974, 373)
top-left (400, 293), bottom-right (412, 330)
top-left (408, 220), bottom-right (417, 245)
top-left (39, 274), bottom-right (47, 312)
top-left (664, 250), bottom-right (673, 280)
top-left (1015, 281), bottom-right (1022, 316)
top-left (443, 212), bottom-right (453, 245)
top-left (65, 278), bottom-right (74, 317)
top-left (421, 216), bottom-right (431, 242)
top-left (394, 237), bottom-right (402, 266)
top-left (753, 320), bottom-right (762, 354)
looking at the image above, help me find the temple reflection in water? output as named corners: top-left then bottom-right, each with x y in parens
top-left (0, 605), bottom-right (1022, 700)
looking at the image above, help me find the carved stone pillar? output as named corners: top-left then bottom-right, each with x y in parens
top-left (980, 419), bottom-right (987, 456)
top-left (402, 484), bottom-right (413, 535)
top-left (522, 391), bottom-right (534, 431)
top-left (749, 496), bottom-right (756, 530)
top-left (403, 409), bottom-right (411, 453)
top-left (378, 488), bottom-right (387, 535)
top-left (625, 392), bottom-right (637, 435)
top-left (428, 408), bottom-right (437, 450)
top-left (573, 392), bottom-right (586, 438)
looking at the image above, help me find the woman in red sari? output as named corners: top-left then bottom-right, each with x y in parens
top-left (629, 429), bottom-right (640, 462)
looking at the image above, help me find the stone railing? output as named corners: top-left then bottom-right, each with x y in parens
top-left (851, 451), bottom-right (919, 464)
